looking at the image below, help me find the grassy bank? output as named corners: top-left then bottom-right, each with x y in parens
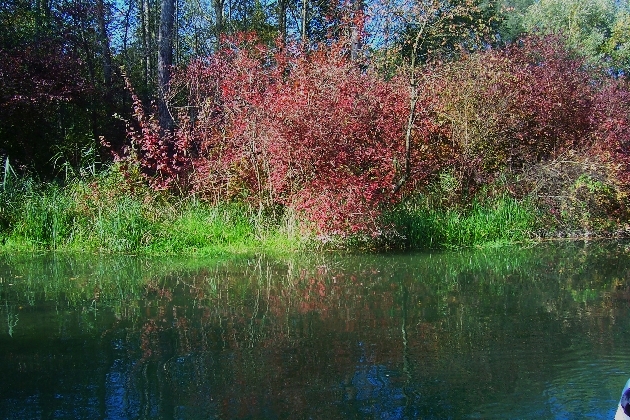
top-left (1, 165), bottom-right (625, 255)
top-left (384, 195), bottom-right (540, 250)
top-left (0, 168), bottom-right (305, 255)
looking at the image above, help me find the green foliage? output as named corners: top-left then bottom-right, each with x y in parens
top-left (604, 10), bottom-right (630, 73)
top-left (148, 201), bottom-right (257, 254)
top-left (0, 166), bottom-right (546, 253)
top-left (518, 0), bottom-right (630, 72)
top-left (90, 198), bottom-right (152, 252)
top-left (226, 0), bottom-right (277, 43)
top-left (0, 168), bottom-right (304, 255)
top-left (0, 158), bottom-right (18, 233)
top-left (497, 0), bottom-right (536, 42)
top-left (385, 193), bottom-right (539, 250)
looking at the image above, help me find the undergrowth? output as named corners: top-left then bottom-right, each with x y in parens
top-left (385, 194), bottom-right (540, 250)
top-left (1, 163), bottom-right (625, 254)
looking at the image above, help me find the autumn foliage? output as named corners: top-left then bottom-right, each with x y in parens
top-left (431, 35), bottom-right (597, 192)
top-left (125, 34), bottom-right (446, 235)
top-left (121, 34), bottom-right (630, 237)
top-left (591, 79), bottom-right (630, 185)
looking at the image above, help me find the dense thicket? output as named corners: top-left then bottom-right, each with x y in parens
top-left (116, 33), bottom-right (630, 236)
top-left (1, 0), bottom-right (630, 241)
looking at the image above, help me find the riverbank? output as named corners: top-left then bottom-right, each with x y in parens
top-left (1, 164), bottom-right (627, 255)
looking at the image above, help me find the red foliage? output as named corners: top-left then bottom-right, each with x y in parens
top-left (429, 35), bottom-right (599, 194)
top-left (120, 33), bottom-right (630, 235)
top-left (159, 35), bottom-right (443, 235)
top-left (0, 40), bottom-right (87, 109)
top-left (591, 79), bottom-right (630, 186)
top-left (0, 36), bottom-right (90, 170)
top-left (120, 76), bottom-right (192, 191)
top-left (498, 36), bottom-right (595, 162)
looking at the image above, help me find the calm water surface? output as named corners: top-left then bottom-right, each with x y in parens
top-left (1, 241), bottom-right (630, 419)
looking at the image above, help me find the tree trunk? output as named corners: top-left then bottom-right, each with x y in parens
top-left (278, 0), bottom-right (287, 43)
top-left (350, 0), bottom-right (363, 61)
top-left (95, 0), bottom-right (112, 88)
top-left (393, 21), bottom-right (427, 194)
top-left (158, 0), bottom-right (175, 131)
top-left (141, 0), bottom-right (151, 90)
top-left (213, 0), bottom-right (224, 49)
top-left (301, 0), bottom-right (308, 44)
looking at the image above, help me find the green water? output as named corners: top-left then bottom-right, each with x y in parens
top-left (1, 241), bottom-right (629, 419)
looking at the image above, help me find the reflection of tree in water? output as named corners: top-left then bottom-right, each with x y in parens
top-left (348, 363), bottom-right (406, 418)
top-left (1, 242), bottom-right (630, 418)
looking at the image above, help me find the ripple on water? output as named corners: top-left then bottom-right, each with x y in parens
top-left (469, 349), bottom-right (628, 419)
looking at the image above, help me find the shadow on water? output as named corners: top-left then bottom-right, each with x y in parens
top-left (1, 241), bottom-right (630, 419)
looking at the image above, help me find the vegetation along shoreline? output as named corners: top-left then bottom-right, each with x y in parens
top-left (2, 0), bottom-right (630, 254)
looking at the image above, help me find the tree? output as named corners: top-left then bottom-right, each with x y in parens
top-left (496, 0), bottom-right (535, 43)
top-left (158, 0), bottom-right (175, 131)
top-left (213, 0), bottom-right (224, 45)
top-left (0, 0), bottom-right (119, 175)
top-left (521, 0), bottom-right (616, 63)
top-left (350, 0), bottom-right (364, 60)
top-left (374, 0), bottom-right (503, 65)
top-left (96, 0), bottom-right (113, 88)
top-left (383, 0), bottom-right (502, 192)
top-left (603, 7), bottom-right (630, 75)
top-left (276, 0), bottom-right (288, 42)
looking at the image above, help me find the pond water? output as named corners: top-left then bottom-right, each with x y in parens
top-left (1, 241), bottom-right (630, 419)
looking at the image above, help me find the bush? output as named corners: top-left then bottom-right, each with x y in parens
top-left (116, 33), bottom-right (630, 241)
top-left (591, 78), bottom-right (630, 188)
top-left (432, 35), bottom-right (596, 195)
top-left (122, 34), bottom-right (446, 237)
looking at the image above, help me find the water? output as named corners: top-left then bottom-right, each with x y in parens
top-left (1, 241), bottom-right (629, 419)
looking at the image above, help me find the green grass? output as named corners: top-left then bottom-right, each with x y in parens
top-left (0, 166), bottom-right (547, 254)
top-left (386, 194), bottom-right (540, 250)
top-left (0, 169), bottom-right (305, 255)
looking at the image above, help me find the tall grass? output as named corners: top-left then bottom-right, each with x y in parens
top-left (0, 163), bottom-right (542, 253)
top-left (387, 194), bottom-right (540, 250)
top-left (0, 167), bottom-right (305, 255)
top-left (1, 162), bottom-right (75, 249)
top-left (13, 183), bottom-right (74, 248)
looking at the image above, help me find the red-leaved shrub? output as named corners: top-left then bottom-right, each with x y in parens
top-left (162, 35), bottom-right (445, 236)
top-left (432, 35), bottom-right (596, 193)
top-left (120, 78), bottom-right (193, 191)
top-left (589, 79), bottom-right (630, 186)
top-left (119, 33), bottom-right (630, 236)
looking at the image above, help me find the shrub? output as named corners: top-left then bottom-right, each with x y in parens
top-left (116, 33), bottom-right (630, 240)
top-left (432, 35), bottom-right (596, 195)
top-left (591, 78), bottom-right (630, 188)
top-left (124, 35), bottom-right (446, 237)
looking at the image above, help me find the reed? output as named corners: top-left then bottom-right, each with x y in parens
top-left (387, 194), bottom-right (539, 250)
top-left (0, 166), bottom-right (546, 254)
top-left (0, 169), bottom-right (304, 255)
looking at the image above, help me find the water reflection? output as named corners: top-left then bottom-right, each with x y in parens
top-left (0, 242), bottom-right (630, 418)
